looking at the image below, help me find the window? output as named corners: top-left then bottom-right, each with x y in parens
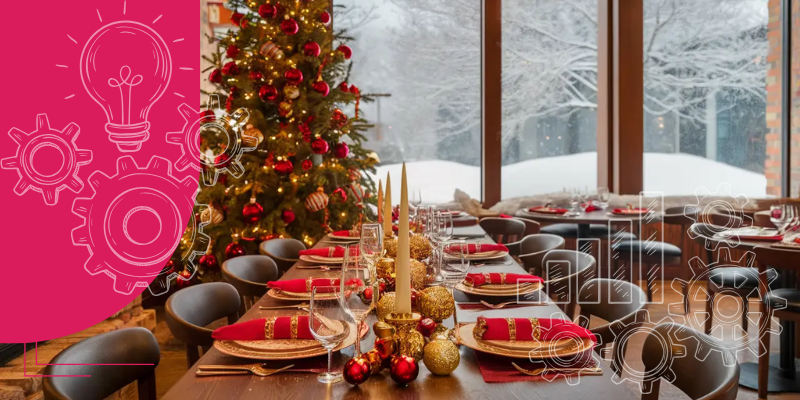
top-left (336, 0), bottom-right (482, 204)
top-left (500, 0), bottom-right (599, 199)
top-left (643, 0), bottom-right (776, 197)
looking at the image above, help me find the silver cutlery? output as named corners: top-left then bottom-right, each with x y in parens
top-left (197, 363), bottom-right (295, 377)
top-left (259, 304), bottom-right (309, 310)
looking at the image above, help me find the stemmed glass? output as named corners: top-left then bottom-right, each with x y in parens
top-left (340, 245), bottom-right (374, 357)
top-left (431, 211), bottom-right (454, 283)
top-left (415, 205), bottom-right (434, 236)
top-left (440, 240), bottom-right (471, 340)
top-left (569, 188), bottom-right (582, 215)
top-left (771, 204), bottom-right (796, 233)
top-left (309, 286), bottom-right (350, 384)
top-left (359, 223), bottom-right (383, 266)
top-left (597, 187), bottom-right (611, 209)
top-left (410, 189), bottom-right (422, 219)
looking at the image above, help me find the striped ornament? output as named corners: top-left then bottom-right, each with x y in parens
top-left (259, 41), bottom-right (284, 60)
top-left (348, 183), bottom-right (365, 203)
top-left (305, 187), bottom-right (329, 212)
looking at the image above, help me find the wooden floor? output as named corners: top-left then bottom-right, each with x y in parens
top-left (150, 281), bottom-right (797, 400)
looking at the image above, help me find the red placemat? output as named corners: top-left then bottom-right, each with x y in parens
top-left (474, 349), bottom-right (597, 383)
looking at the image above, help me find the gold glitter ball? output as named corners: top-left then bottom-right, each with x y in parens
top-left (377, 257), bottom-right (395, 281)
top-left (384, 237), bottom-right (398, 258)
top-left (430, 323), bottom-right (451, 341)
top-left (418, 286), bottom-right (454, 322)
top-left (423, 340), bottom-right (460, 376)
top-left (409, 234), bottom-right (432, 260)
top-left (376, 292), bottom-right (396, 322)
top-left (410, 259), bottom-right (427, 291)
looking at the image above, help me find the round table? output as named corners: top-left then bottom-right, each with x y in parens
top-left (515, 208), bottom-right (659, 238)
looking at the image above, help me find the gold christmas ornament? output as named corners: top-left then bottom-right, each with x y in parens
top-left (200, 206), bottom-right (224, 225)
top-left (384, 313), bottom-right (424, 360)
top-left (373, 321), bottom-right (396, 338)
top-left (377, 257), bottom-right (395, 280)
top-left (376, 292), bottom-right (396, 322)
top-left (362, 349), bottom-right (384, 374)
top-left (430, 323), bottom-right (451, 341)
top-left (384, 237), bottom-right (398, 257)
top-left (283, 85), bottom-right (300, 100)
top-left (418, 286), bottom-right (454, 322)
top-left (410, 259), bottom-right (427, 291)
top-left (242, 125), bottom-right (264, 147)
top-left (409, 234), bottom-right (432, 260)
top-left (423, 340), bottom-right (460, 376)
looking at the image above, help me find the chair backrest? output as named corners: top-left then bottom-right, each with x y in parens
top-left (753, 210), bottom-right (772, 228)
top-left (641, 322), bottom-right (739, 400)
top-left (518, 234), bottom-right (566, 275)
top-left (43, 327), bottom-right (160, 400)
top-left (541, 250), bottom-right (595, 302)
top-left (707, 211), bottom-right (744, 229)
top-left (479, 217), bottom-right (526, 244)
top-left (662, 205), bottom-right (698, 226)
top-left (515, 217), bottom-right (541, 235)
top-left (259, 238), bottom-right (306, 273)
top-left (222, 255), bottom-right (279, 298)
top-left (165, 282), bottom-right (241, 347)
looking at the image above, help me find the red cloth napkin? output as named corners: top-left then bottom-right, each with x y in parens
top-left (611, 208), bottom-right (648, 215)
top-left (474, 317), bottom-right (597, 343)
top-left (499, 214), bottom-right (513, 219)
top-left (299, 246), bottom-right (359, 257)
top-left (331, 230), bottom-right (358, 237)
top-left (267, 278), bottom-right (339, 293)
top-left (475, 350), bottom-right (597, 383)
top-left (446, 243), bottom-right (508, 254)
top-left (528, 206), bottom-right (568, 215)
top-left (464, 273), bottom-right (542, 287)
top-left (581, 203), bottom-right (600, 212)
top-left (212, 316), bottom-right (317, 340)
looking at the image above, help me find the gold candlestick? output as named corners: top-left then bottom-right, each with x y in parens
top-left (384, 312), bottom-right (424, 360)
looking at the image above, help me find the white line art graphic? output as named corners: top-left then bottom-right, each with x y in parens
top-left (685, 183), bottom-right (751, 250)
top-left (71, 156), bottom-right (198, 295)
top-left (167, 94), bottom-right (254, 186)
top-left (79, 21), bottom-right (172, 152)
top-left (526, 311), bottom-right (604, 386)
top-left (1, 114), bottom-right (93, 205)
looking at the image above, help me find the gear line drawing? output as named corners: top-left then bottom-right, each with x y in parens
top-left (684, 183), bottom-right (752, 250)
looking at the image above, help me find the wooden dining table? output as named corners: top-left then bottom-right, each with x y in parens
top-left (515, 208), bottom-right (658, 239)
top-left (161, 225), bottom-right (638, 400)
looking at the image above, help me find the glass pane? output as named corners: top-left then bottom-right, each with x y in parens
top-left (643, 0), bottom-right (776, 197)
top-left (501, 0), bottom-right (599, 199)
top-left (336, 0), bottom-right (482, 204)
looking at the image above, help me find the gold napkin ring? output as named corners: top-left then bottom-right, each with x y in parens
top-left (507, 318), bottom-right (516, 341)
top-left (264, 318), bottom-right (275, 340)
top-left (290, 316), bottom-right (298, 339)
top-left (530, 318), bottom-right (540, 341)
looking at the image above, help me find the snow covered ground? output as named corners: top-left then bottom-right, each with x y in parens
top-left (369, 152), bottom-right (768, 204)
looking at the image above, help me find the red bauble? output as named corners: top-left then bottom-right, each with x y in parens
top-left (332, 187), bottom-right (348, 203)
top-left (242, 200), bottom-right (264, 223)
top-left (349, 85), bottom-right (360, 95)
top-left (416, 318), bottom-right (436, 337)
top-left (337, 45), bottom-right (353, 59)
top-left (311, 138), bottom-right (329, 154)
top-left (374, 337), bottom-right (396, 366)
top-left (320, 11), bottom-right (331, 24)
top-left (209, 69), bottom-right (222, 83)
top-left (221, 61), bottom-right (240, 76)
top-left (258, 4), bottom-right (277, 18)
top-left (162, 259), bottom-right (177, 275)
top-left (215, 153), bottom-right (231, 168)
top-left (176, 268), bottom-right (196, 289)
top-left (331, 109), bottom-right (348, 128)
top-left (249, 71), bottom-right (263, 81)
top-left (334, 142), bottom-right (350, 158)
top-left (284, 68), bottom-right (303, 85)
top-left (389, 356), bottom-right (419, 385)
top-left (339, 82), bottom-right (350, 92)
top-left (225, 242), bottom-right (246, 259)
top-left (274, 159), bottom-right (293, 175)
top-left (301, 159), bottom-right (313, 171)
top-left (259, 85), bottom-right (278, 102)
top-left (198, 253), bottom-right (220, 273)
top-left (282, 209), bottom-right (296, 225)
top-left (303, 41), bottom-right (321, 57)
top-left (343, 357), bottom-right (371, 386)
top-left (230, 12), bottom-right (244, 27)
top-left (226, 45), bottom-right (239, 59)
top-left (312, 81), bottom-right (330, 97)
top-left (281, 18), bottom-right (299, 35)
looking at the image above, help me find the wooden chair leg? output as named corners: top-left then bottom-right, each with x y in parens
top-left (757, 309), bottom-right (772, 399)
top-left (742, 297), bottom-right (749, 333)
top-left (137, 370), bottom-right (157, 400)
top-left (185, 344), bottom-right (200, 368)
top-left (705, 289), bottom-right (715, 335)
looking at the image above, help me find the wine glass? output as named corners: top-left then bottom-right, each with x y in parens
top-left (340, 247), bottom-right (374, 357)
top-left (415, 205), bottom-right (433, 237)
top-left (440, 240), bottom-right (471, 340)
top-left (410, 189), bottom-right (422, 219)
top-left (309, 286), bottom-right (350, 384)
top-left (359, 223), bottom-right (383, 266)
top-left (597, 187), bottom-right (611, 209)
top-left (569, 188), bottom-right (582, 215)
top-left (771, 204), bottom-right (795, 233)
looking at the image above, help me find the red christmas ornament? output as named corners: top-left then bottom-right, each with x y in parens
top-left (242, 198), bottom-right (264, 223)
top-left (349, 85), bottom-right (360, 95)
top-left (284, 68), bottom-right (303, 85)
top-left (258, 4), bottom-right (277, 18)
top-left (302, 159), bottom-right (313, 170)
top-left (259, 85), bottom-right (278, 102)
top-left (374, 337), bottom-right (396, 366)
top-left (417, 318), bottom-right (436, 337)
top-left (348, 168), bottom-right (360, 181)
top-left (209, 69), bottom-right (222, 83)
top-left (198, 253), bottom-right (220, 273)
top-left (303, 41), bottom-right (321, 57)
top-left (337, 45), bottom-right (353, 59)
top-left (320, 11), bottom-right (331, 24)
top-left (390, 356), bottom-right (419, 385)
top-left (221, 61), bottom-right (239, 76)
top-left (332, 187), bottom-right (348, 203)
top-left (311, 138), bottom-right (329, 154)
top-left (215, 153), bottom-right (231, 168)
top-left (339, 82), bottom-right (350, 92)
top-left (162, 259), bottom-right (177, 275)
top-left (230, 12), bottom-right (244, 27)
top-left (312, 81), bottom-right (330, 97)
top-left (343, 357), bottom-right (371, 386)
top-left (331, 109), bottom-right (348, 128)
top-left (226, 45), bottom-right (239, 59)
top-left (334, 142), bottom-right (350, 158)
top-left (176, 268), bottom-right (196, 289)
top-left (225, 242), bottom-right (246, 259)
top-left (410, 289), bottom-right (418, 307)
top-left (278, 101), bottom-right (293, 117)
top-left (305, 188), bottom-right (329, 212)
top-left (249, 71), bottom-right (263, 81)
top-left (282, 209), bottom-right (296, 225)
top-left (274, 159), bottom-right (293, 175)
top-left (281, 18), bottom-right (299, 35)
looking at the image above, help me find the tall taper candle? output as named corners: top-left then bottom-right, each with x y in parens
top-left (395, 163), bottom-right (411, 314)
top-left (377, 180), bottom-right (383, 225)
top-left (383, 173), bottom-right (392, 236)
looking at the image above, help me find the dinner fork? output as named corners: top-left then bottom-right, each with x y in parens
top-left (197, 363), bottom-right (295, 377)
top-left (511, 362), bottom-right (603, 376)
top-left (479, 300), bottom-right (546, 309)
top-left (259, 303), bottom-right (309, 310)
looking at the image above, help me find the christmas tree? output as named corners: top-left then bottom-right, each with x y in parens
top-left (169, 0), bottom-right (378, 284)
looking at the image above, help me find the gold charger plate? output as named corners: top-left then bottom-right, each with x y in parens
top-left (455, 281), bottom-right (542, 297)
top-left (234, 338), bottom-right (320, 352)
top-left (457, 323), bottom-right (594, 359)
top-left (299, 255), bottom-right (346, 264)
top-left (214, 321), bottom-right (358, 360)
top-left (327, 233), bottom-right (359, 241)
top-left (465, 251), bottom-right (508, 261)
top-left (266, 288), bottom-right (338, 301)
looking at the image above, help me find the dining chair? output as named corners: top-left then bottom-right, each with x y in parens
top-left (43, 327), bottom-right (160, 400)
top-left (479, 217), bottom-right (526, 245)
top-left (708, 211), bottom-right (746, 229)
top-left (541, 249), bottom-right (596, 318)
top-left (641, 322), bottom-right (739, 400)
top-left (687, 223), bottom-right (778, 335)
top-left (517, 234), bottom-right (566, 275)
top-left (753, 210), bottom-right (772, 228)
top-left (515, 216), bottom-right (541, 235)
top-left (259, 238), bottom-right (306, 274)
top-left (662, 205), bottom-right (699, 314)
top-left (611, 223), bottom-right (683, 303)
top-left (166, 282), bottom-right (241, 367)
top-left (221, 255), bottom-right (279, 314)
top-left (575, 278), bottom-right (648, 377)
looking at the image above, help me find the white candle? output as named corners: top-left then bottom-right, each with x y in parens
top-left (383, 173), bottom-right (392, 236)
top-left (377, 180), bottom-right (383, 225)
top-left (395, 163), bottom-right (411, 314)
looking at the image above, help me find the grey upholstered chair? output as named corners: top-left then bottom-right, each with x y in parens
top-left (479, 217), bottom-right (526, 244)
top-left (259, 238), bottom-right (306, 274)
top-left (222, 255), bottom-right (279, 313)
top-left (541, 249), bottom-right (596, 318)
top-left (517, 234), bottom-right (566, 275)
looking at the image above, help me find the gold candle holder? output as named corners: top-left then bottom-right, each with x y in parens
top-left (384, 312), bottom-right (424, 360)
